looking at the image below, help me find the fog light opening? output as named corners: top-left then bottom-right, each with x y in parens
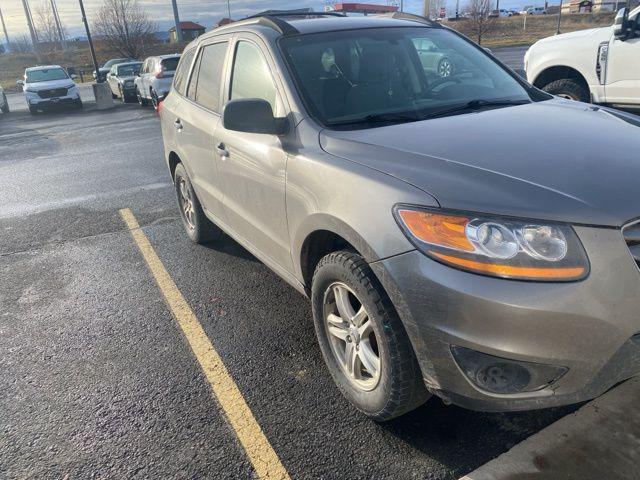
top-left (451, 345), bottom-right (568, 395)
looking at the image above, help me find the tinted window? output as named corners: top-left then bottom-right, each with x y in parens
top-left (173, 48), bottom-right (196, 95)
top-left (195, 42), bottom-right (228, 112)
top-left (230, 42), bottom-right (277, 111)
top-left (116, 63), bottom-right (141, 76)
top-left (161, 57), bottom-right (180, 71)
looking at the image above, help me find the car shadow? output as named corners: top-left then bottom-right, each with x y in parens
top-left (201, 231), bottom-right (260, 263)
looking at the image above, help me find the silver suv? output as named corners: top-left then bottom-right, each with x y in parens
top-left (160, 12), bottom-right (640, 420)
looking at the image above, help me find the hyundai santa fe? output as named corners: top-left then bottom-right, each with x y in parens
top-left (160, 12), bottom-right (640, 421)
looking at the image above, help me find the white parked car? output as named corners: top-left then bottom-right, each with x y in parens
top-left (18, 65), bottom-right (82, 114)
top-left (0, 85), bottom-right (9, 114)
top-left (135, 54), bottom-right (181, 109)
top-left (525, 6), bottom-right (640, 105)
top-left (524, 7), bottom-right (547, 15)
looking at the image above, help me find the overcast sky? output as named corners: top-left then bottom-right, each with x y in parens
top-left (0, 0), bottom-right (541, 41)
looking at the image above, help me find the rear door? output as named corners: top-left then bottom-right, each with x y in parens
top-left (214, 35), bottom-right (292, 271)
top-left (171, 37), bottom-right (231, 219)
top-left (605, 14), bottom-right (640, 104)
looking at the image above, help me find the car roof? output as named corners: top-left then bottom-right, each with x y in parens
top-left (208, 14), bottom-right (438, 39)
top-left (25, 65), bottom-right (63, 71)
top-left (115, 61), bottom-right (142, 68)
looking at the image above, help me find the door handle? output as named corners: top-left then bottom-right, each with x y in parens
top-left (216, 142), bottom-right (229, 159)
top-left (174, 119), bottom-right (183, 131)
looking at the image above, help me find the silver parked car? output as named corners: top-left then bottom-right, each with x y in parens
top-left (106, 61), bottom-right (142, 103)
top-left (135, 54), bottom-right (181, 109)
top-left (160, 12), bottom-right (640, 420)
top-left (18, 65), bottom-right (82, 114)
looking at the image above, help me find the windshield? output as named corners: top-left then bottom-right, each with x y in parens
top-left (161, 57), bottom-right (180, 71)
top-left (280, 27), bottom-right (532, 128)
top-left (117, 64), bottom-right (142, 76)
top-left (26, 68), bottom-right (69, 83)
top-left (103, 58), bottom-right (134, 69)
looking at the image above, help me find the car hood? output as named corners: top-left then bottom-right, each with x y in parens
top-left (23, 79), bottom-right (75, 91)
top-left (533, 26), bottom-right (612, 48)
top-left (319, 99), bottom-right (640, 227)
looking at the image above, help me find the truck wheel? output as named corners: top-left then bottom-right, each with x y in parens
top-left (173, 163), bottom-right (220, 244)
top-left (542, 79), bottom-right (590, 102)
top-left (311, 251), bottom-right (429, 421)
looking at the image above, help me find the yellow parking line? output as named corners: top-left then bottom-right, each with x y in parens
top-left (119, 208), bottom-right (291, 480)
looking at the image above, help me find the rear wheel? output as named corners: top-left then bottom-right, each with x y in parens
top-left (311, 251), bottom-right (429, 421)
top-left (151, 89), bottom-right (160, 110)
top-left (173, 163), bottom-right (220, 244)
top-left (542, 78), bottom-right (590, 102)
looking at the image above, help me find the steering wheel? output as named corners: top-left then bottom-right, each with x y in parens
top-left (425, 76), bottom-right (461, 95)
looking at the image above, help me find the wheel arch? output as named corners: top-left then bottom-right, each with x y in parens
top-left (532, 65), bottom-right (589, 92)
top-left (168, 151), bottom-right (181, 182)
top-left (296, 215), bottom-right (380, 294)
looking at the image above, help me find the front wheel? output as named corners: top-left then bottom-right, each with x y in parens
top-left (151, 89), bottom-right (160, 111)
top-left (173, 163), bottom-right (220, 244)
top-left (311, 251), bottom-right (429, 421)
top-left (136, 88), bottom-right (149, 106)
top-left (1, 94), bottom-right (9, 114)
top-left (542, 78), bottom-right (590, 103)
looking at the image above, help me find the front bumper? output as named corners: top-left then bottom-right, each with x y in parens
top-left (26, 91), bottom-right (81, 109)
top-left (371, 225), bottom-right (640, 411)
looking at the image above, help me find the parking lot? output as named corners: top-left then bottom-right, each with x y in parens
top-left (2, 44), bottom-right (640, 479)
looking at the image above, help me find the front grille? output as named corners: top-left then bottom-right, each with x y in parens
top-left (37, 87), bottom-right (68, 99)
top-left (623, 220), bottom-right (640, 269)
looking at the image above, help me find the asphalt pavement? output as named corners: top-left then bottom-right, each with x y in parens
top-left (1, 102), bottom-right (580, 479)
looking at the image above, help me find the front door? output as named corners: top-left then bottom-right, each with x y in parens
top-left (605, 15), bottom-right (640, 104)
top-left (214, 36), bottom-right (292, 271)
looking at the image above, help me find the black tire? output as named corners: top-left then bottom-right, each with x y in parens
top-left (542, 78), bottom-right (590, 102)
top-left (111, 91), bottom-right (117, 99)
top-left (151, 89), bottom-right (159, 111)
top-left (311, 251), bottom-right (429, 421)
top-left (1, 94), bottom-right (9, 114)
top-left (29, 106), bottom-right (38, 115)
top-left (136, 88), bottom-right (149, 106)
top-left (75, 99), bottom-right (83, 110)
top-left (173, 163), bottom-right (220, 244)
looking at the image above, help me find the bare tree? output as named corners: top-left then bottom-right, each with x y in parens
top-left (93, 0), bottom-right (157, 58)
top-left (34, 2), bottom-right (66, 49)
top-left (10, 34), bottom-right (34, 53)
top-left (464, 0), bottom-right (496, 45)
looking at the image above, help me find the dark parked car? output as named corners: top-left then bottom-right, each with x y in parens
top-left (93, 58), bottom-right (136, 82)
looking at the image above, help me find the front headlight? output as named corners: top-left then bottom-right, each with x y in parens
top-left (394, 206), bottom-right (589, 281)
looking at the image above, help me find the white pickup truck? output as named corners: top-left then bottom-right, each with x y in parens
top-left (524, 6), bottom-right (640, 106)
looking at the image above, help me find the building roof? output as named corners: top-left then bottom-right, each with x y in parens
top-left (169, 21), bottom-right (205, 32)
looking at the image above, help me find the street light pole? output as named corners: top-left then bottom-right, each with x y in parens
top-left (78, 0), bottom-right (100, 81)
top-left (227, 0), bottom-right (231, 18)
top-left (171, 0), bottom-right (183, 42)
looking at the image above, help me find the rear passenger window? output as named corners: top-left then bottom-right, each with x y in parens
top-left (230, 42), bottom-right (278, 112)
top-left (173, 48), bottom-right (195, 96)
top-left (194, 42), bottom-right (228, 112)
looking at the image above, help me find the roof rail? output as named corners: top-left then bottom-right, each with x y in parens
top-left (247, 10), bottom-right (346, 19)
top-left (255, 15), bottom-right (300, 35)
top-left (375, 11), bottom-right (440, 27)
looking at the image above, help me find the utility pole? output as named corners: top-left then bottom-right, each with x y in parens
top-left (227, 0), bottom-right (231, 18)
top-left (78, 0), bottom-right (100, 81)
top-left (171, 0), bottom-right (183, 43)
top-left (50, 0), bottom-right (66, 49)
top-left (556, 0), bottom-right (563, 34)
top-left (21, 0), bottom-right (39, 48)
top-left (422, 0), bottom-right (430, 17)
top-left (0, 1), bottom-right (10, 53)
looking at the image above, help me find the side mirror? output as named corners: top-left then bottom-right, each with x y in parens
top-left (70, 74), bottom-right (78, 79)
top-left (16, 80), bottom-right (24, 86)
top-left (614, 7), bottom-right (630, 40)
top-left (222, 99), bottom-right (287, 135)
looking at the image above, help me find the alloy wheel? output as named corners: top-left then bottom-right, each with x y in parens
top-left (178, 177), bottom-right (195, 230)
top-left (323, 282), bottom-right (381, 391)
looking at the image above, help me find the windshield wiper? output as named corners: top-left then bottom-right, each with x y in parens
top-left (328, 111), bottom-right (423, 127)
top-left (422, 99), bottom-right (531, 119)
